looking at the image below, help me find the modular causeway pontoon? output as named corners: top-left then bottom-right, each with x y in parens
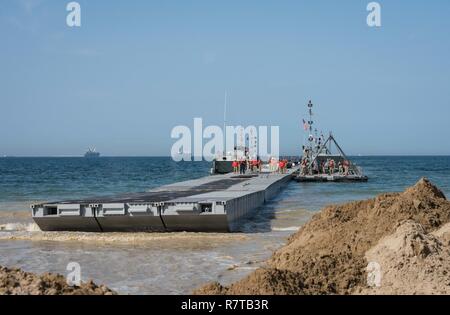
top-left (32, 169), bottom-right (297, 232)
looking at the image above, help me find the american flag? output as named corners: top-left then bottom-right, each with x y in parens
top-left (302, 119), bottom-right (309, 131)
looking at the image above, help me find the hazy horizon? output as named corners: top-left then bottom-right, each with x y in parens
top-left (2, 154), bottom-right (450, 158)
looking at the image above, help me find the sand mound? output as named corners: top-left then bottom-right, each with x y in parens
top-left (195, 178), bottom-right (450, 295)
top-left (432, 222), bottom-right (450, 245)
top-left (0, 266), bottom-right (116, 295)
top-left (403, 177), bottom-right (446, 201)
top-left (357, 220), bottom-right (450, 294)
top-left (194, 269), bottom-right (307, 295)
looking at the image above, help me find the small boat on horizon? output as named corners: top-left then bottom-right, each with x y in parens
top-left (84, 148), bottom-right (100, 158)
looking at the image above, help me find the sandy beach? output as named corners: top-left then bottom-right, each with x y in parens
top-left (0, 266), bottom-right (116, 295)
top-left (195, 178), bottom-right (450, 295)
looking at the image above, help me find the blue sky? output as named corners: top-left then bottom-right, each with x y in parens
top-left (1, 0), bottom-right (449, 156)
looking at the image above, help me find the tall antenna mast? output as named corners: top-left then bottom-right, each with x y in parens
top-left (307, 100), bottom-right (314, 156)
top-left (223, 91), bottom-right (227, 155)
top-left (223, 91), bottom-right (227, 133)
top-left (308, 100), bottom-right (313, 133)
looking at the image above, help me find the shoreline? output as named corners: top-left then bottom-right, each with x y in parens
top-left (1, 178), bottom-right (450, 294)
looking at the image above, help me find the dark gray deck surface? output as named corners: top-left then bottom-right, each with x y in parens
top-left (45, 178), bottom-right (250, 205)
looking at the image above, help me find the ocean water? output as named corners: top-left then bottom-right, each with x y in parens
top-left (0, 157), bottom-right (209, 212)
top-left (0, 156), bottom-right (449, 294)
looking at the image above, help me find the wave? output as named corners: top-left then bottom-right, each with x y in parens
top-left (0, 229), bottom-right (248, 245)
top-left (271, 226), bottom-right (300, 232)
top-left (0, 222), bottom-right (40, 232)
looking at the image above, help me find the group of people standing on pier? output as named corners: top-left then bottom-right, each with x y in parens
top-left (232, 159), bottom-right (261, 174)
top-left (232, 157), bottom-right (289, 175)
top-left (269, 157), bottom-right (289, 174)
top-left (300, 157), bottom-right (351, 176)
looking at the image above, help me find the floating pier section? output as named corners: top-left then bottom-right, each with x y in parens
top-left (32, 169), bottom-right (297, 232)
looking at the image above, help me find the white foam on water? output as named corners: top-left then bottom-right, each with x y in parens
top-left (0, 222), bottom-right (41, 232)
top-left (0, 229), bottom-right (247, 245)
top-left (25, 223), bottom-right (41, 232)
top-left (271, 226), bottom-right (300, 232)
top-left (234, 266), bottom-right (259, 271)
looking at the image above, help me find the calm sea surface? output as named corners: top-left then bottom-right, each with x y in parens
top-left (0, 156), bottom-right (449, 294)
